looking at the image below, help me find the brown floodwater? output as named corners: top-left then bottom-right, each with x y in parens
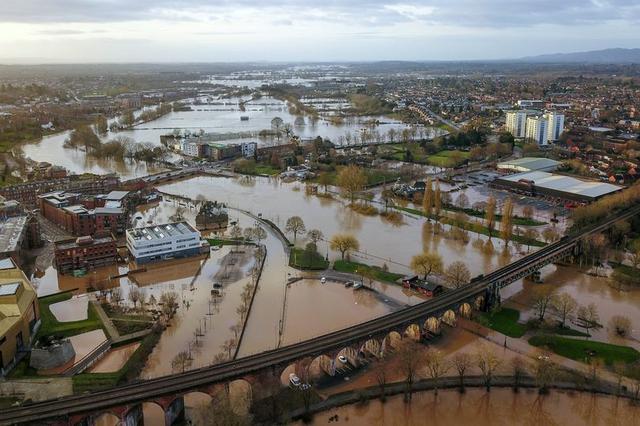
top-left (503, 264), bottom-right (640, 344)
top-left (140, 246), bottom-right (257, 378)
top-left (88, 342), bottom-right (140, 373)
top-left (40, 329), bottom-right (108, 375)
top-left (301, 388), bottom-right (640, 426)
top-left (280, 279), bottom-right (396, 347)
top-left (159, 176), bottom-right (520, 277)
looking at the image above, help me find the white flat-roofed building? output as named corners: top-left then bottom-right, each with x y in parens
top-left (126, 221), bottom-right (203, 264)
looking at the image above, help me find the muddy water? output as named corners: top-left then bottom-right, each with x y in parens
top-left (504, 264), bottom-right (640, 344)
top-left (18, 96), bottom-right (442, 177)
top-left (88, 342), bottom-right (140, 373)
top-left (140, 246), bottom-right (256, 378)
top-left (302, 388), bottom-right (640, 426)
top-left (19, 130), bottom-right (164, 178)
top-left (280, 280), bottom-right (395, 347)
top-left (159, 176), bottom-right (516, 277)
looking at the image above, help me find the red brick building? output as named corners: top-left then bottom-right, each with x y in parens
top-left (54, 235), bottom-right (118, 274)
top-left (38, 191), bottom-right (127, 237)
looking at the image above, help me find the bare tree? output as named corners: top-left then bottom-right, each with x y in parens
top-left (445, 261), bottom-right (471, 288)
top-left (533, 358), bottom-right (557, 394)
top-left (551, 292), bottom-right (578, 328)
top-left (372, 358), bottom-right (390, 402)
top-left (285, 216), bottom-right (306, 242)
top-left (485, 196), bottom-right (497, 239)
top-left (424, 348), bottom-right (449, 394)
top-left (532, 286), bottom-right (555, 322)
top-left (397, 340), bottom-right (424, 401)
top-left (577, 303), bottom-right (601, 336)
top-left (452, 352), bottom-right (472, 393)
top-left (475, 346), bottom-right (501, 391)
top-left (511, 357), bottom-right (527, 391)
top-left (171, 350), bottom-right (193, 373)
top-left (609, 315), bottom-right (631, 337)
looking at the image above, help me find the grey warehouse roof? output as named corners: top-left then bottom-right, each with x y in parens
top-left (497, 157), bottom-right (560, 172)
top-left (499, 171), bottom-right (622, 199)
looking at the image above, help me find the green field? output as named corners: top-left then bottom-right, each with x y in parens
top-left (529, 335), bottom-right (640, 366)
top-left (289, 247), bottom-right (329, 270)
top-left (427, 150), bottom-right (470, 168)
top-left (333, 260), bottom-right (403, 283)
top-left (479, 308), bottom-right (527, 338)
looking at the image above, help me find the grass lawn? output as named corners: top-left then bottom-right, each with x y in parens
top-left (313, 167), bottom-right (399, 187)
top-left (289, 247), bottom-right (329, 270)
top-left (479, 308), bottom-right (527, 338)
top-left (37, 291), bottom-right (105, 339)
top-left (206, 237), bottom-right (246, 246)
top-left (427, 150), bottom-right (470, 168)
top-left (529, 335), bottom-right (640, 366)
top-left (333, 260), bottom-right (404, 283)
top-left (253, 165), bottom-right (281, 176)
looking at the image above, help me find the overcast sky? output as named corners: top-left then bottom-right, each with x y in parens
top-left (0, 0), bottom-right (638, 63)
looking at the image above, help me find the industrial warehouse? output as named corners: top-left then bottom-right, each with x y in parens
top-left (491, 170), bottom-right (623, 203)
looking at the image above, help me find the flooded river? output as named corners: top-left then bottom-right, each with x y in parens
top-left (301, 388), bottom-right (640, 426)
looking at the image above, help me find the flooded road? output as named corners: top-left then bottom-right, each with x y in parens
top-left (301, 388), bottom-right (640, 426)
top-left (279, 280), bottom-right (396, 347)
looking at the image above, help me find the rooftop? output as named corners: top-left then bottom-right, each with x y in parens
top-left (105, 191), bottom-right (129, 201)
top-left (0, 282), bottom-right (20, 296)
top-left (127, 221), bottom-right (198, 242)
top-left (497, 157), bottom-right (560, 172)
top-left (498, 171), bottom-right (623, 199)
top-left (0, 216), bottom-right (28, 254)
top-left (55, 235), bottom-right (115, 251)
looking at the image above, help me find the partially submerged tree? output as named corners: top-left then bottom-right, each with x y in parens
top-left (329, 234), bottom-right (359, 260)
top-left (410, 251), bottom-right (443, 280)
top-left (285, 216), bottom-right (306, 242)
top-left (452, 352), bottom-right (472, 393)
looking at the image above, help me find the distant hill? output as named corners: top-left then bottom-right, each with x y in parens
top-left (520, 48), bottom-right (640, 64)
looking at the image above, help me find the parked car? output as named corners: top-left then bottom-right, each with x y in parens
top-left (320, 277), bottom-right (326, 284)
top-left (289, 373), bottom-right (301, 387)
top-left (338, 355), bottom-right (348, 364)
top-left (344, 281), bottom-right (353, 287)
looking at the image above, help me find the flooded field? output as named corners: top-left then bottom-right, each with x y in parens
top-left (159, 175), bottom-right (517, 277)
top-left (19, 95), bottom-right (443, 176)
top-left (504, 264), bottom-right (640, 344)
top-left (302, 388), bottom-right (640, 426)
